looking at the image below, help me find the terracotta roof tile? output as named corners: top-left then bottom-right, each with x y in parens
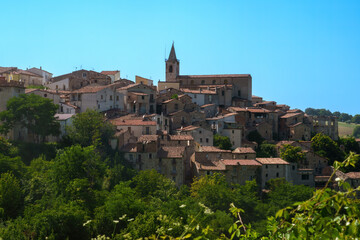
top-left (232, 147), bottom-right (256, 154)
top-left (157, 146), bottom-right (185, 158)
top-left (177, 125), bottom-right (200, 131)
top-left (194, 159), bottom-right (226, 171)
top-left (222, 159), bottom-right (261, 166)
top-left (138, 135), bottom-right (158, 142)
top-left (280, 112), bottom-right (303, 119)
top-left (111, 118), bottom-right (156, 126)
top-left (199, 146), bottom-right (231, 153)
top-left (180, 88), bottom-right (217, 95)
top-left (201, 104), bottom-right (215, 108)
top-left (71, 85), bottom-right (108, 93)
top-left (256, 158), bottom-right (289, 165)
top-left (228, 107), bottom-right (271, 113)
top-left (169, 135), bottom-right (194, 141)
top-left (101, 71), bottom-right (119, 75)
top-left (346, 172), bottom-right (360, 179)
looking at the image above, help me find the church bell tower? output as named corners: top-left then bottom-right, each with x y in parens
top-left (165, 42), bottom-right (179, 82)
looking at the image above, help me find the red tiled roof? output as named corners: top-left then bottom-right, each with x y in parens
top-left (120, 143), bottom-right (137, 152)
top-left (228, 107), bottom-right (271, 113)
top-left (256, 158), bottom-right (289, 165)
top-left (180, 88), bottom-right (217, 95)
top-left (346, 172), bottom-right (360, 179)
top-left (101, 71), bottom-right (119, 75)
top-left (280, 112), bottom-right (303, 119)
top-left (130, 92), bottom-right (148, 96)
top-left (232, 147), bottom-right (256, 154)
top-left (118, 83), bottom-right (141, 90)
top-left (222, 159), bottom-right (261, 166)
top-left (177, 125), bottom-right (200, 131)
top-left (138, 135), bottom-right (158, 142)
top-left (200, 104), bottom-right (215, 108)
top-left (195, 160), bottom-right (226, 171)
top-left (157, 146), bottom-right (185, 158)
top-left (111, 119), bottom-right (156, 126)
top-left (169, 135), bottom-right (194, 141)
top-left (199, 146), bottom-right (231, 153)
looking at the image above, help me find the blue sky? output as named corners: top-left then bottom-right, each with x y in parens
top-left (1, 0), bottom-right (359, 114)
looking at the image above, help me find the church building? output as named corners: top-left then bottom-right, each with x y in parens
top-left (158, 43), bottom-right (253, 107)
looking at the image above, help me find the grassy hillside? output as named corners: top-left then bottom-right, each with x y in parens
top-left (338, 121), bottom-right (359, 137)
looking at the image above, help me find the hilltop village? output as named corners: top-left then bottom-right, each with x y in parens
top-left (0, 43), bottom-right (352, 189)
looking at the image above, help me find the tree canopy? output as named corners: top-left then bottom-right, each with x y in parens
top-left (0, 94), bottom-right (60, 142)
top-left (214, 134), bottom-right (232, 150)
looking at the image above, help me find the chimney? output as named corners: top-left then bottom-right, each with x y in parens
top-left (40, 66), bottom-right (42, 70)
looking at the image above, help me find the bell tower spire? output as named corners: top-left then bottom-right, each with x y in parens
top-left (166, 42), bottom-right (179, 82)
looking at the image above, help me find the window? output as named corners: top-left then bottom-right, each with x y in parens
top-left (194, 94), bottom-right (197, 99)
top-left (266, 173), bottom-right (268, 177)
top-left (199, 130), bottom-right (202, 134)
top-left (169, 65), bottom-right (173, 73)
top-left (276, 172), bottom-right (279, 177)
top-left (265, 165), bottom-right (268, 169)
top-left (82, 72), bottom-right (87, 78)
top-left (232, 130), bottom-right (234, 134)
top-left (302, 174), bottom-right (309, 180)
top-left (222, 91), bottom-right (225, 96)
top-left (101, 95), bottom-right (103, 100)
top-left (238, 90), bottom-right (241, 96)
top-left (224, 79), bottom-right (228, 84)
top-left (56, 85), bottom-right (58, 89)
top-left (141, 96), bottom-right (144, 100)
top-left (206, 138), bottom-right (209, 143)
top-left (94, 80), bottom-right (97, 83)
top-left (129, 154), bottom-right (133, 160)
top-left (149, 153), bottom-right (152, 159)
top-left (200, 138), bottom-right (203, 143)
top-left (175, 104), bottom-right (179, 110)
top-left (201, 80), bottom-right (205, 84)
top-left (146, 127), bottom-right (150, 134)
top-left (116, 96), bottom-right (119, 101)
top-left (165, 119), bottom-right (168, 126)
top-left (44, 94), bottom-right (47, 97)
top-left (245, 155), bottom-right (247, 159)
top-left (277, 165), bottom-right (279, 168)
top-left (157, 118), bottom-right (160, 124)
top-left (212, 80), bottom-right (216, 84)
top-left (292, 165), bottom-right (295, 170)
top-left (110, 95), bottom-right (113, 100)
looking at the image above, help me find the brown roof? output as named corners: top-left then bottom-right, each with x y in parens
top-left (206, 112), bottom-right (237, 120)
top-left (130, 92), bottom-right (148, 96)
top-left (118, 83), bottom-right (141, 90)
top-left (199, 146), bottom-right (231, 153)
top-left (120, 143), bottom-right (137, 152)
top-left (138, 135), bottom-right (158, 142)
top-left (256, 158), bottom-right (289, 165)
top-left (101, 71), bottom-right (119, 75)
top-left (280, 112), bottom-right (303, 119)
top-left (0, 67), bottom-right (17, 74)
top-left (222, 159), bottom-right (261, 166)
top-left (180, 88), bottom-right (217, 95)
top-left (169, 135), bottom-right (194, 141)
top-left (287, 109), bottom-right (302, 113)
top-left (228, 107), bottom-right (271, 113)
top-left (178, 74), bottom-right (250, 78)
top-left (232, 147), bottom-right (256, 154)
top-left (157, 146), bottom-right (185, 158)
top-left (177, 125), bottom-right (200, 132)
top-left (111, 119), bottom-right (156, 126)
top-left (346, 172), bottom-right (360, 179)
top-left (200, 104), bottom-right (215, 108)
top-left (194, 160), bottom-right (226, 171)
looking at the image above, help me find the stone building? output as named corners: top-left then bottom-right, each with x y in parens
top-left (312, 116), bottom-right (338, 140)
top-left (177, 125), bottom-right (213, 146)
top-left (101, 71), bottom-right (120, 83)
top-left (279, 111), bottom-right (312, 141)
top-left (158, 43), bottom-right (252, 107)
top-left (0, 67), bottom-right (43, 86)
top-left (256, 158), bottom-right (290, 188)
top-left (27, 67), bottom-right (53, 85)
top-left (46, 70), bottom-right (111, 91)
top-left (117, 83), bottom-right (156, 114)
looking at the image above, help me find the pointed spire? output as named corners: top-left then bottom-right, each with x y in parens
top-left (167, 42), bottom-right (177, 62)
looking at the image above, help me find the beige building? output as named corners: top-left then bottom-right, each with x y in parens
top-left (101, 71), bottom-right (120, 83)
top-left (110, 118), bottom-right (157, 138)
top-left (177, 125), bottom-right (213, 146)
top-left (135, 75), bottom-right (153, 86)
top-left (118, 83), bottom-right (156, 114)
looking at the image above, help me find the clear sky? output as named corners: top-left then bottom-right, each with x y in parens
top-left (1, 0), bottom-right (359, 115)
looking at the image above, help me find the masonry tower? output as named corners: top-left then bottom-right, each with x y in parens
top-left (165, 43), bottom-right (179, 82)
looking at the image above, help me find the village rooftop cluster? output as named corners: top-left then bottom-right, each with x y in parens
top-left (1, 43), bottom-right (357, 189)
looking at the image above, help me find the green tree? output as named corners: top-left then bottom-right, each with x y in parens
top-left (247, 130), bottom-right (264, 145)
top-left (0, 172), bottom-right (23, 219)
top-left (352, 114), bottom-right (360, 124)
top-left (67, 109), bottom-right (115, 147)
top-left (338, 137), bottom-right (360, 154)
top-left (311, 133), bottom-right (344, 165)
top-left (0, 94), bottom-right (60, 142)
top-left (279, 144), bottom-right (305, 163)
top-left (353, 126), bottom-right (360, 138)
top-left (256, 143), bottom-right (277, 158)
top-left (214, 134), bottom-right (232, 150)
top-left (50, 145), bottom-right (106, 195)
